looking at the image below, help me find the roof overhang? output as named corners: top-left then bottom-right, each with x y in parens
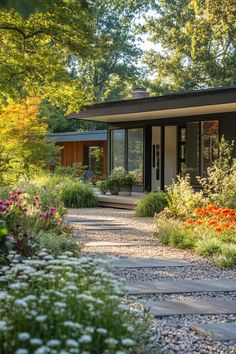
top-left (47, 130), bottom-right (107, 143)
top-left (69, 86), bottom-right (236, 123)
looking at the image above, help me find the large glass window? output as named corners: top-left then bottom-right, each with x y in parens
top-left (128, 128), bottom-right (144, 183)
top-left (186, 122), bottom-right (200, 184)
top-left (111, 129), bottom-right (125, 169)
top-left (201, 121), bottom-right (219, 176)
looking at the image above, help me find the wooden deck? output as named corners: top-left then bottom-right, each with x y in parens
top-left (97, 193), bottom-right (144, 210)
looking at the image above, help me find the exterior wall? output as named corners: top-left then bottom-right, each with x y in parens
top-left (56, 140), bottom-right (107, 175)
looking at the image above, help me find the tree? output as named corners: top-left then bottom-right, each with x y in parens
top-left (0, 97), bottom-right (59, 184)
top-left (78, 1), bottom-right (149, 102)
top-left (0, 0), bottom-right (94, 111)
top-left (141, 0), bottom-right (236, 93)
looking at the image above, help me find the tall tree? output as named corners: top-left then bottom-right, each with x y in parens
top-left (141, 0), bottom-right (236, 93)
top-left (78, 1), bottom-right (148, 103)
top-left (0, 0), bottom-right (94, 111)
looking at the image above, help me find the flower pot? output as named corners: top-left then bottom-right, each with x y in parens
top-left (109, 185), bottom-right (119, 195)
top-left (118, 185), bottom-right (132, 196)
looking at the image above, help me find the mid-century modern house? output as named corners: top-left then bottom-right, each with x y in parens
top-left (69, 86), bottom-right (236, 192)
top-left (48, 130), bottom-right (107, 175)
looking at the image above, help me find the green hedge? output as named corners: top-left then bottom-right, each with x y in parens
top-left (135, 191), bottom-right (168, 217)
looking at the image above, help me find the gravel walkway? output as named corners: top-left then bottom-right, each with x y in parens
top-left (69, 207), bottom-right (236, 354)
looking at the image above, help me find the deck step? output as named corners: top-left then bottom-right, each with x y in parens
top-left (97, 194), bottom-right (142, 210)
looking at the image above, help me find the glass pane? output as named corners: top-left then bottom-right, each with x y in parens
top-left (111, 130), bottom-right (125, 169)
top-left (128, 128), bottom-right (144, 183)
top-left (186, 122), bottom-right (200, 184)
top-left (201, 121), bottom-right (219, 176)
top-left (181, 128), bottom-right (186, 142)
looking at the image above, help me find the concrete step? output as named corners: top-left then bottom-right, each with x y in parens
top-left (85, 241), bottom-right (154, 247)
top-left (97, 194), bottom-right (143, 210)
top-left (141, 299), bottom-right (236, 317)
top-left (126, 279), bottom-right (236, 295)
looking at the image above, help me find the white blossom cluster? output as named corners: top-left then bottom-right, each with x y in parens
top-left (0, 251), bottom-right (138, 354)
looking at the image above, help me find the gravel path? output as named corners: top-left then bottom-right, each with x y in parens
top-left (69, 207), bottom-right (236, 354)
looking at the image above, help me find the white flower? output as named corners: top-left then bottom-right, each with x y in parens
top-left (18, 332), bottom-right (30, 341)
top-left (54, 302), bottom-right (66, 308)
top-left (105, 338), bottom-right (118, 346)
top-left (15, 349), bottom-right (29, 354)
top-left (96, 328), bottom-right (107, 335)
top-left (121, 338), bottom-right (135, 346)
top-left (66, 339), bottom-right (78, 347)
top-left (15, 299), bottom-right (27, 307)
top-left (79, 335), bottom-right (92, 344)
top-left (34, 346), bottom-right (49, 354)
top-left (0, 320), bottom-right (7, 331)
top-left (30, 338), bottom-right (43, 346)
top-left (47, 339), bottom-right (61, 347)
top-left (36, 315), bottom-right (47, 322)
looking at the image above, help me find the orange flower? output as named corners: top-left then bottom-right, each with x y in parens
top-left (209, 220), bottom-right (217, 226)
top-left (215, 227), bottom-right (222, 233)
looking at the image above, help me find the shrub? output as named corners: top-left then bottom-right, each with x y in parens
top-left (96, 179), bottom-right (109, 194)
top-left (0, 252), bottom-right (151, 354)
top-left (166, 175), bottom-right (205, 218)
top-left (198, 137), bottom-right (236, 208)
top-left (195, 238), bottom-right (222, 257)
top-left (215, 244), bottom-right (236, 268)
top-left (54, 162), bottom-right (84, 178)
top-left (135, 191), bottom-right (168, 217)
top-left (61, 181), bottom-right (97, 208)
top-left (39, 232), bottom-right (82, 257)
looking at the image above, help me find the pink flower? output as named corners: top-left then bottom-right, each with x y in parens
top-left (0, 200), bottom-right (3, 205)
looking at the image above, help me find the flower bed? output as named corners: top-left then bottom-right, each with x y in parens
top-left (156, 204), bottom-right (236, 267)
top-left (0, 251), bottom-right (149, 354)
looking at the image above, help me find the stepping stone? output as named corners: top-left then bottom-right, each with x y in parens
top-left (84, 226), bottom-right (134, 231)
top-left (77, 222), bottom-right (122, 226)
top-left (141, 299), bottom-right (236, 317)
top-left (66, 218), bottom-right (108, 223)
top-left (191, 322), bottom-right (236, 341)
top-left (112, 258), bottom-right (192, 268)
top-left (85, 241), bottom-right (153, 247)
top-left (126, 279), bottom-right (236, 295)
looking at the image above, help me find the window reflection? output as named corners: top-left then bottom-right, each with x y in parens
top-left (111, 130), bottom-right (125, 169)
top-left (201, 121), bottom-right (219, 176)
top-left (128, 128), bottom-right (144, 183)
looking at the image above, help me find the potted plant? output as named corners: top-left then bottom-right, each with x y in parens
top-left (107, 176), bottom-right (119, 195)
top-left (118, 171), bottom-right (136, 196)
top-left (96, 179), bottom-right (109, 195)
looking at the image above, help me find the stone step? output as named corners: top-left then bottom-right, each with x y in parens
top-left (83, 226), bottom-right (134, 231)
top-left (191, 322), bottom-right (236, 340)
top-left (65, 218), bottom-right (109, 223)
top-left (112, 258), bottom-right (192, 268)
top-left (85, 241), bottom-right (154, 247)
top-left (126, 279), bottom-right (236, 295)
top-left (141, 299), bottom-right (236, 317)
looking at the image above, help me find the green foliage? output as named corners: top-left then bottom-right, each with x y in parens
top-left (110, 167), bottom-right (137, 187)
top-left (0, 252), bottom-right (152, 353)
top-left (96, 179), bottom-right (109, 194)
top-left (61, 181), bottom-right (97, 208)
top-left (54, 163), bottom-right (84, 178)
top-left (0, 1), bottom-right (94, 110)
top-left (0, 98), bottom-right (59, 185)
top-left (39, 231), bottom-right (82, 257)
top-left (157, 218), bottom-right (196, 249)
top-left (198, 137), bottom-right (236, 208)
top-left (166, 175), bottom-right (205, 218)
top-left (141, 0), bottom-right (236, 93)
top-left (90, 147), bottom-right (104, 176)
top-left (215, 244), bottom-right (236, 268)
top-left (135, 191), bottom-right (168, 217)
top-left (195, 238), bottom-right (222, 257)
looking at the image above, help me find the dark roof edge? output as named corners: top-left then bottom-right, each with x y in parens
top-left (68, 85), bottom-right (236, 118)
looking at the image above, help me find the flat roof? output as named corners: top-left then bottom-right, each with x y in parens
top-left (47, 130), bottom-right (107, 143)
top-left (69, 86), bottom-right (236, 123)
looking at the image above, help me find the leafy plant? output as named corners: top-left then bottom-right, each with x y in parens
top-left (61, 181), bottom-right (97, 208)
top-left (39, 232), bottom-right (82, 257)
top-left (54, 163), bottom-right (84, 178)
top-left (135, 191), bottom-right (168, 217)
top-left (166, 175), bottom-right (205, 218)
top-left (198, 137), bottom-right (236, 208)
top-left (96, 179), bottom-right (109, 194)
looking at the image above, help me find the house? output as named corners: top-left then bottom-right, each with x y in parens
top-left (47, 130), bottom-right (107, 176)
top-left (69, 86), bottom-right (236, 192)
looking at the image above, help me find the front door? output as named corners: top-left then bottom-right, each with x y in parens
top-left (152, 127), bottom-right (161, 191)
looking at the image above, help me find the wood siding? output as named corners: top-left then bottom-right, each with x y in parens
top-left (56, 140), bottom-right (107, 175)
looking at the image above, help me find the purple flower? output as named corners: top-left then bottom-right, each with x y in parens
top-left (0, 200), bottom-right (2, 205)
top-left (50, 207), bottom-right (56, 216)
top-left (5, 201), bottom-right (12, 206)
top-left (0, 205), bottom-right (6, 212)
top-left (40, 212), bottom-right (49, 219)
